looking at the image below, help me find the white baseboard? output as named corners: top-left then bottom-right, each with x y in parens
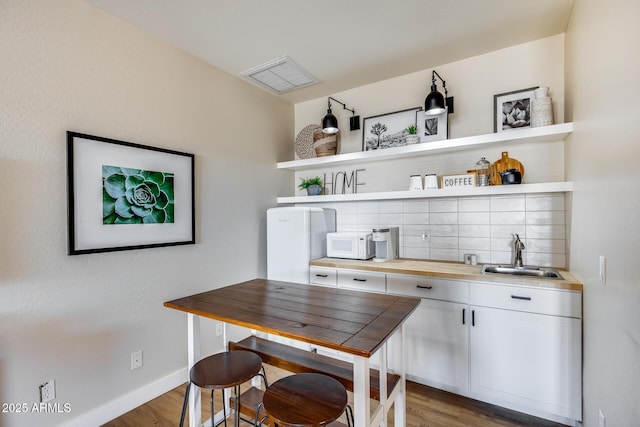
top-left (60, 367), bottom-right (188, 427)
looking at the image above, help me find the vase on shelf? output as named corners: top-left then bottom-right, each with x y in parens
top-left (306, 184), bottom-right (322, 196)
top-left (531, 87), bottom-right (553, 127)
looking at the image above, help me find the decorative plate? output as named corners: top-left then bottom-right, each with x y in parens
top-left (295, 124), bottom-right (321, 159)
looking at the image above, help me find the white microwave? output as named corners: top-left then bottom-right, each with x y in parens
top-left (326, 232), bottom-right (375, 260)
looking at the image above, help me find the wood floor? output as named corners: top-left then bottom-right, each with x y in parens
top-left (103, 365), bottom-right (567, 427)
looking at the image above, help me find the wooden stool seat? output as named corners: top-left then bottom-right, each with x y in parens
top-left (190, 350), bottom-right (262, 389)
top-left (180, 350), bottom-right (264, 427)
top-left (262, 373), bottom-right (348, 427)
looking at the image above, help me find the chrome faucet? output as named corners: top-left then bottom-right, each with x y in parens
top-left (513, 234), bottom-right (525, 268)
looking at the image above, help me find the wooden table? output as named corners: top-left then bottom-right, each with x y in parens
top-left (165, 278), bottom-right (420, 427)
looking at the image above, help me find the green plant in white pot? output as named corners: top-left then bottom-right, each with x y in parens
top-left (298, 176), bottom-right (323, 196)
top-left (405, 124), bottom-right (419, 144)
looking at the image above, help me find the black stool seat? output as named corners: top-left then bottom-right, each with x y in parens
top-left (262, 373), bottom-right (348, 427)
top-left (180, 350), bottom-right (263, 427)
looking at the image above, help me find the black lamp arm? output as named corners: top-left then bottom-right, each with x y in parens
top-left (328, 96), bottom-right (356, 116)
top-left (431, 70), bottom-right (448, 98)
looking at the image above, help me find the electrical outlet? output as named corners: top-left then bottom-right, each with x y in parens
top-left (39, 380), bottom-right (55, 403)
top-left (215, 323), bottom-right (223, 337)
top-left (599, 409), bottom-right (606, 427)
top-left (599, 256), bottom-right (607, 284)
top-left (131, 350), bottom-right (143, 370)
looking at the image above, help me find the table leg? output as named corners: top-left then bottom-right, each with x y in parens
top-left (353, 355), bottom-right (371, 427)
top-left (187, 313), bottom-right (201, 427)
top-left (394, 324), bottom-right (406, 427)
top-left (379, 344), bottom-right (388, 427)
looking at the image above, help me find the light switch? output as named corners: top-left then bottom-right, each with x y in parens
top-left (599, 256), bottom-right (607, 285)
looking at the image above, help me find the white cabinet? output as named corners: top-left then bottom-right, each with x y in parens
top-left (469, 282), bottom-right (582, 422)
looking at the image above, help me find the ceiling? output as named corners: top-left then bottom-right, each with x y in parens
top-left (86, 0), bottom-right (575, 104)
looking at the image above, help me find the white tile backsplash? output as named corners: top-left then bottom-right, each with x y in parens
top-left (402, 199), bottom-right (430, 213)
top-left (429, 224), bottom-right (459, 237)
top-left (491, 211), bottom-right (526, 225)
top-left (430, 212), bottom-right (459, 225)
top-left (403, 213), bottom-right (430, 224)
top-left (430, 198), bottom-right (458, 212)
top-left (305, 192), bottom-right (567, 268)
top-left (490, 195), bottom-right (526, 212)
top-left (459, 212), bottom-right (491, 224)
top-left (459, 197), bottom-right (491, 212)
top-left (459, 224), bottom-right (491, 238)
top-left (526, 194), bottom-right (565, 211)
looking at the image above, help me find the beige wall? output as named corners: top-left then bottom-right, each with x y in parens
top-left (0, 1), bottom-right (292, 426)
top-left (565, 0), bottom-right (640, 425)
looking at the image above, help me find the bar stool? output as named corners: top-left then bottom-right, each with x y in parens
top-left (257, 373), bottom-right (352, 427)
top-left (180, 350), bottom-right (266, 427)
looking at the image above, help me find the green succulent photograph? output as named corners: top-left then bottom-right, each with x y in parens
top-left (102, 165), bottom-right (174, 224)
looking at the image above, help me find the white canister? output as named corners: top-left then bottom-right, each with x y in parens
top-left (409, 175), bottom-right (423, 191)
top-left (425, 174), bottom-right (438, 189)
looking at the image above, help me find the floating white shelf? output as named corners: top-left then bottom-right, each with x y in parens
top-left (277, 123), bottom-right (573, 171)
top-left (277, 182), bottom-right (574, 204)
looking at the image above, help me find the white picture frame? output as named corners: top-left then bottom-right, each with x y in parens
top-left (416, 107), bottom-right (448, 142)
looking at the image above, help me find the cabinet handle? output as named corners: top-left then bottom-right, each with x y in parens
top-left (315, 274), bottom-right (328, 278)
top-left (511, 295), bottom-right (532, 301)
top-left (472, 310), bottom-right (475, 327)
top-left (353, 278), bottom-right (367, 282)
top-left (462, 308), bottom-right (466, 325)
top-left (416, 285), bottom-right (433, 290)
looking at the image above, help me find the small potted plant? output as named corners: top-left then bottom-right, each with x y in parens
top-left (405, 124), bottom-right (419, 144)
top-left (298, 176), bottom-right (323, 196)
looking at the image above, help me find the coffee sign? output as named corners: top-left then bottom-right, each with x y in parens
top-left (441, 173), bottom-right (476, 189)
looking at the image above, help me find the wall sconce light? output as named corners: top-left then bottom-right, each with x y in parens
top-left (425, 70), bottom-right (454, 115)
top-left (322, 97), bottom-right (360, 134)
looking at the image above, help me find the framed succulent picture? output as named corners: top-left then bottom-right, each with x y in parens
top-left (67, 131), bottom-right (195, 255)
top-left (494, 86), bottom-right (538, 132)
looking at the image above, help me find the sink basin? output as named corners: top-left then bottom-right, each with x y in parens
top-left (481, 264), bottom-right (564, 280)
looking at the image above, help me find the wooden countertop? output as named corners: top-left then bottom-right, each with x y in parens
top-left (310, 258), bottom-right (583, 291)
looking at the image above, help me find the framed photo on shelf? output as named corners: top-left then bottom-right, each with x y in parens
top-left (362, 107), bottom-right (422, 151)
top-left (416, 107), bottom-right (448, 142)
top-left (494, 86), bottom-right (538, 132)
top-left (67, 131), bottom-right (195, 255)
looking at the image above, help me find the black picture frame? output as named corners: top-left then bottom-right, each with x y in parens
top-left (67, 131), bottom-right (195, 255)
top-left (494, 87), bottom-right (538, 133)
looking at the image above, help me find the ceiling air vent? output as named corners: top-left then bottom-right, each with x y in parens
top-left (240, 56), bottom-right (319, 94)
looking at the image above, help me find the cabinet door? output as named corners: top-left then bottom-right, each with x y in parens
top-left (389, 298), bottom-right (469, 392)
top-left (469, 306), bottom-right (582, 421)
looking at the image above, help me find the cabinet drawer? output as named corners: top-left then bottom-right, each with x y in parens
top-left (470, 282), bottom-right (582, 318)
top-left (337, 269), bottom-right (386, 293)
top-left (309, 266), bottom-right (337, 287)
top-left (387, 274), bottom-right (469, 304)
